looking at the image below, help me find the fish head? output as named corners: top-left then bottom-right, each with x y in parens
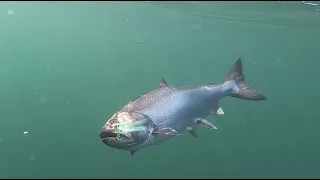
top-left (99, 111), bottom-right (153, 150)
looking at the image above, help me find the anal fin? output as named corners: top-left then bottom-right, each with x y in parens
top-left (186, 126), bottom-right (197, 138)
top-left (215, 106), bottom-right (224, 115)
top-left (210, 104), bottom-right (224, 116)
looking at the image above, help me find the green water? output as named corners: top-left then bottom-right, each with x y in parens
top-left (0, 1), bottom-right (319, 178)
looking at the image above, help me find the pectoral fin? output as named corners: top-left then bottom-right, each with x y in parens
top-left (152, 127), bottom-right (182, 136)
top-left (130, 149), bottom-right (138, 156)
top-left (186, 126), bottom-right (197, 138)
top-left (196, 119), bottom-right (217, 130)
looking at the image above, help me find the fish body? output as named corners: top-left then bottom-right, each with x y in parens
top-left (99, 58), bottom-right (266, 155)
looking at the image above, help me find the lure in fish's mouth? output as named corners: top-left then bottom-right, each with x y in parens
top-left (99, 111), bottom-right (154, 150)
top-left (99, 125), bottom-right (132, 142)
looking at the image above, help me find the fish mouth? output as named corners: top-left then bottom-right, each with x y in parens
top-left (101, 136), bottom-right (118, 142)
top-left (99, 129), bottom-right (132, 142)
top-left (99, 130), bottom-right (116, 139)
top-left (99, 129), bottom-right (136, 149)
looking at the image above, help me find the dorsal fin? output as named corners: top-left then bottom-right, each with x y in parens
top-left (159, 78), bottom-right (168, 87)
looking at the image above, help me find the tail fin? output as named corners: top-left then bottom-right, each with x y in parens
top-left (223, 58), bottom-right (267, 101)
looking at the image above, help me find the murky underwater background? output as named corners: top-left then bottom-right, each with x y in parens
top-left (0, 1), bottom-right (319, 178)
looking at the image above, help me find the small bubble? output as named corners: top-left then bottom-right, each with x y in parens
top-left (23, 131), bottom-right (28, 135)
top-left (40, 96), bottom-right (48, 103)
top-left (29, 156), bottom-right (35, 160)
top-left (138, 40), bottom-right (142, 43)
top-left (7, 10), bottom-right (14, 15)
top-left (46, 65), bottom-right (51, 69)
